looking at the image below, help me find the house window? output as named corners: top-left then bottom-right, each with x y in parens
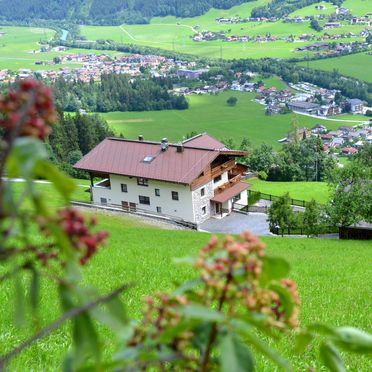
top-left (155, 188), bottom-right (160, 196)
top-left (137, 177), bottom-right (148, 186)
top-left (202, 206), bottom-right (206, 215)
top-left (100, 198), bottom-right (107, 205)
top-left (121, 183), bottom-right (128, 193)
top-left (201, 187), bottom-right (205, 197)
top-left (139, 195), bottom-right (150, 205)
top-left (214, 175), bottom-right (222, 183)
top-left (156, 206), bottom-right (162, 213)
top-left (172, 191), bottom-right (179, 201)
top-left (233, 193), bottom-right (241, 202)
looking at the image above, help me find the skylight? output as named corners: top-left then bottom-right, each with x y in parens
top-left (143, 155), bottom-right (154, 163)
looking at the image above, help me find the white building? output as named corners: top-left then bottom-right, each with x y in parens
top-left (74, 133), bottom-right (249, 225)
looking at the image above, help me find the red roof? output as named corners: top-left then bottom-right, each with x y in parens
top-left (183, 133), bottom-right (226, 150)
top-left (211, 182), bottom-right (250, 203)
top-left (74, 137), bottom-right (221, 184)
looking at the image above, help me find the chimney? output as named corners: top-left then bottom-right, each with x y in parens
top-left (138, 135), bottom-right (144, 141)
top-left (161, 138), bottom-right (169, 151)
top-left (176, 144), bottom-right (184, 153)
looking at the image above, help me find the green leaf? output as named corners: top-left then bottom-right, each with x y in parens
top-left (333, 327), bottom-right (372, 354)
top-left (29, 266), bottom-right (40, 311)
top-left (177, 304), bottom-right (224, 322)
top-left (219, 332), bottom-right (254, 372)
top-left (295, 331), bottom-right (314, 353)
top-left (14, 273), bottom-right (25, 326)
top-left (269, 283), bottom-right (294, 319)
top-left (34, 160), bottom-right (75, 201)
top-left (72, 312), bottom-right (101, 366)
top-left (6, 137), bottom-right (47, 178)
top-left (106, 296), bottom-right (128, 325)
top-left (260, 256), bottom-right (290, 284)
top-left (233, 320), bottom-right (292, 371)
top-left (319, 341), bottom-right (346, 372)
top-left (172, 278), bottom-right (202, 296)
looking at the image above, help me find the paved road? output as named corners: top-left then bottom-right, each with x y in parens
top-left (199, 212), bottom-right (271, 236)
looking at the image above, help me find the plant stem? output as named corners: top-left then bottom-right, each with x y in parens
top-left (199, 270), bottom-right (232, 372)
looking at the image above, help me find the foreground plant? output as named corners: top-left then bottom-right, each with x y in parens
top-left (0, 80), bottom-right (128, 371)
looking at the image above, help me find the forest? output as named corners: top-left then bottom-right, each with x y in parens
top-left (0, 0), bottom-right (249, 25)
top-left (51, 74), bottom-right (189, 112)
top-left (47, 111), bottom-right (114, 178)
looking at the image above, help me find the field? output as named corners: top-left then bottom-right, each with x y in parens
top-left (102, 90), bottom-right (364, 148)
top-left (1, 181), bottom-right (371, 371)
top-left (297, 52), bottom-right (372, 83)
top-left (343, 0), bottom-right (371, 17)
top-left (0, 26), bottom-right (126, 71)
top-left (248, 178), bottom-right (330, 204)
top-left (80, 0), bottom-right (367, 60)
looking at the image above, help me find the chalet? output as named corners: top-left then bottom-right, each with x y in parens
top-left (341, 147), bottom-right (358, 156)
top-left (311, 124), bottom-right (327, 134)
top-left (177, 69), bottom-right (209, 79)
top-left (74, 133), bottom-right (249, 225)
top-left (347, 98), bottom-right (364, 114)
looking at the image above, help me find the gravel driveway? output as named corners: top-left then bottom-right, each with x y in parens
top-left (199, 212), bottom-right (271, 236)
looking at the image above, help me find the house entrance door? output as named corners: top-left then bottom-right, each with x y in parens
top-left (215, 202), bottom-right (222, 216)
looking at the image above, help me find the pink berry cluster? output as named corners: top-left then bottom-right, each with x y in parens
top-left (196, 231), bottom-right (300, 328)
top-left (128, 293), bottom-right (192, 353)
top-left (126, 231), bottom-right (300, 368)
top-left (0, 79), bottom-right (56, 140)
top-left (38, 208), bottom-right (109, 266)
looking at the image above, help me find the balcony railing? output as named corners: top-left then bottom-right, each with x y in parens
top-left (213, 174), bottom-right (241, 195)
top-left (211, 159), bottom-right (235, 178)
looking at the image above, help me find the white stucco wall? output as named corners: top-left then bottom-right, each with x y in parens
top-left (92, 175), bottom-right (195, 222)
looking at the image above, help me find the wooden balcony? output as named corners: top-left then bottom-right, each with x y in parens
top-left (211, 159), bottom-right (235, 178)
top-left (214, 174), bottom-right (241, 196)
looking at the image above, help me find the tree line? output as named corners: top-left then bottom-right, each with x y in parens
top-left (251, 0), bottom-right (343, 19)
top-left (51, 74), bottom-right (189, 113)
top-left (267, 143), bottom-right (372, 235)
top-left (47, 111), bottom-right (114, 178)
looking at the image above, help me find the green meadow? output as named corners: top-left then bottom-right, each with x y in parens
top-left (101, 90), bottom-right (363, 148)
top-left (0, 26), bottom-right (126, 71)
top-left (1, 181), bottom-right (371, 371)
top-left (343, 0), bottom-right (372, 17)
top-left (80, 0), bottom-right (367, 60)
top-left (297, 52), bottom-right (372, 83)
top-left (289, 1), bottom-right (336, 17)
top-left (248, 178), bottom-right (330, 204)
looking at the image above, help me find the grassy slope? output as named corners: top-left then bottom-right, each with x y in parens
top-left (343, 0), bottom-right (372, 16)
top-left (102, 90), bottom-right (361, 148)
top-left (80, 0), bottom-right (367, 60)
top-left (297, 52), bottom-right (372, 83)
top-left (248, 178), bottom-right (330, 203)
top-left (1, 188), bottom-right (370, 370)
top-left (289, 1), bottom-right (336, 17)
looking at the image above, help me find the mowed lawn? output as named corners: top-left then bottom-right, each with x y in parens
top-left (102, 91), bottom-right (359, 148)
top-left (248, 178), bottom-right (330, 204)
top-left (0, 182), bottom-right (370, 371)
top-left (297, 52), bottom-right (372, 83)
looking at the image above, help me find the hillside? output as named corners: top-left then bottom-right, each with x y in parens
top-left (0, 0), bottom-right (250, 25)
top-left (2, 181), bottom-right (371, 370)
